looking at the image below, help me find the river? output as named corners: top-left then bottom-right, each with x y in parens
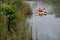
top-left (26, 1), bottom-right (60, 40)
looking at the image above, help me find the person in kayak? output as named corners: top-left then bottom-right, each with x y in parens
top-left (38, 8), bottom-right (44, 12)
top-left (37, 8), bottom-right (44, 15)
top-left (37, 8), bottom-right (47, 16)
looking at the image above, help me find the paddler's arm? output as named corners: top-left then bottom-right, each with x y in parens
top-left (43, 8), bottom-right (45, 10)
top-left (43, 8), bottom-right (47, 13)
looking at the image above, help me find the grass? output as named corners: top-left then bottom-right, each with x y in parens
top-left (0, 0), bottom-right (32, 40)
top-left (16, 2), bottom-right (32, 40)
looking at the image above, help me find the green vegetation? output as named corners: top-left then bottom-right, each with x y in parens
top-left (0, 0), bottom-right (32, 40)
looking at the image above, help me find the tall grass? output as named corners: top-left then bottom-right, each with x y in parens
top-left (0, 8), bottom-right (7, 40)
top-left (0, 0), bottom-right (32, 40)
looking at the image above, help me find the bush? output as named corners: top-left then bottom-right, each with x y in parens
top-left (0, 1), bottom-right (32, 40)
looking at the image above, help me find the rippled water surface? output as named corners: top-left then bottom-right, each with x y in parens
top-left (26, 1), bottom-right (60, 40)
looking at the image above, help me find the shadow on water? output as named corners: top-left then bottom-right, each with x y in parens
top-left (26, 1), bottom-right (60, 40)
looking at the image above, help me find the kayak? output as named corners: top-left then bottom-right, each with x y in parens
top-left (38, 12), bottom-right (47, 16)
top-left (38, 12), bottom-right (44, 15)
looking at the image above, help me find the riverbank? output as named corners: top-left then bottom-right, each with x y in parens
top-left (0, 0), bottom-right (32, 40)
top-left (16, 1), bottom-right (32, 40)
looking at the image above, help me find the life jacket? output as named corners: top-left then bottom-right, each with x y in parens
top-left (37, 9), bottom-right (44, 15)
top-left (38, 9), bottom-right (43, 12)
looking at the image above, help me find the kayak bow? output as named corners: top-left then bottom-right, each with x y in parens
top-left (38, 12), bottom-right (44, 16)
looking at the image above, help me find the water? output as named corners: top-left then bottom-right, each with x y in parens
top-left (26, 1), bottom-right (60, 40)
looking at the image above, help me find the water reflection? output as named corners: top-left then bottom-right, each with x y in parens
top-left (44, 1), bottom-right (60, 18)
top-left (26, 1), bottom-right (60, 40)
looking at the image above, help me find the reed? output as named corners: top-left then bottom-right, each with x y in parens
top-left (0, 0), bottom-right (32, 40)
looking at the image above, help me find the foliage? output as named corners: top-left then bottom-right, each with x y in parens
top-left (0, 0), bottom-right (32, 40)
top-left (0, 3), bottom-right (17, 40)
